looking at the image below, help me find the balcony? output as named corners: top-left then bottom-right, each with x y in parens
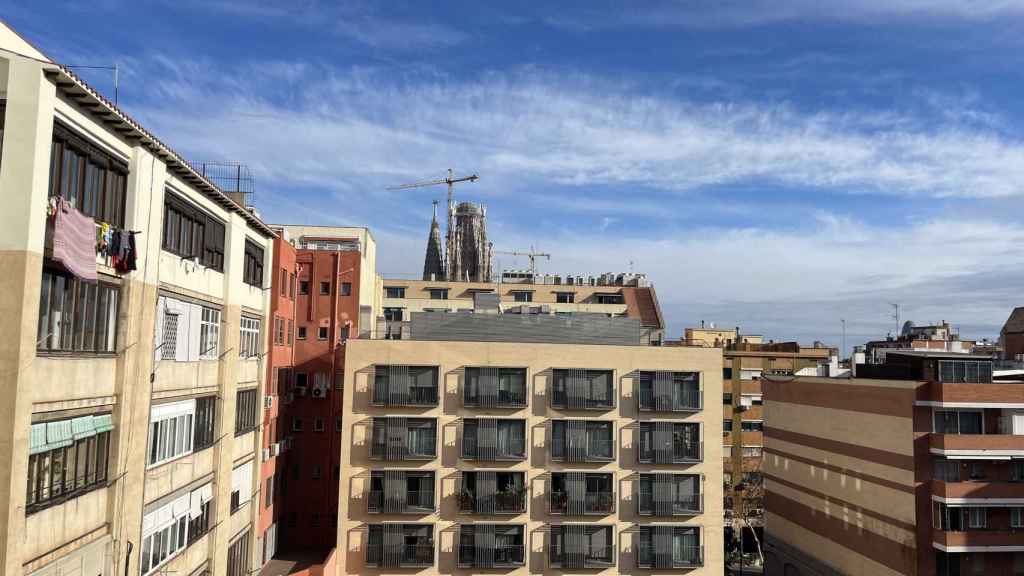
top-left (365, 543), bottom-right (434, 568)
top-left (932, 479), bottom-right (1024, 501)
top-left (369, 417), bottom-right (437, 460)
top-left (551, 420), bottom-right (616, 462)
top-left (933, 528), bottom-right (1024, 550)
top-left (637, 441), bottom-right (703, 464)
top-left (458, 544), bottom-right (526, 568)
top-left (464, 367), bottom-right (528, 408)
top-left (637, 388), bottom-right (703, 412)
top-left (930, 433), bottom-right (1024, 457)
top-left (462, 419), bottom-right (527, 461)
top-left (458, 488), bottom-right (527, 515)
top-left (366, 489), bottom-right (435, 514)
top-left (371, 365), bottom-right (438, 407)
top-left (638, 422), bottom-right (703, 464)
top-left (637, 490), bottom-right (703, 516)
top-left (551, 369), bottom-right (615, 411)
top-left (635, 544), bottom-right (704, 569)
top-left (549, 544), bottom-right (615, 569)
top-left (550, 490), bottom-right (615, 515)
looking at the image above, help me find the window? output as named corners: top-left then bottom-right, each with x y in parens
top-left (319, 281), bottom-right (330, 295)
top-left (265, 476), bottom-right (274, 508)
top-left (235, 389), bottom-right (258, 434)
top-left (938, 360), bottom-right (994, 384)
top-left (341, 282), bottom-right (352, 296)
top-left (274, 317), bottom-right (284, 345)
top-left (384, 307), bottom-right (404, 322)
top-left (372, 365), bottom-right (439, 406)
top-left (280, 269), bottom-right (287, 296)
top-left (297, 326), bottom-right (307, 340)
top-left (186, 488), bottom-right (212, 545)
top-left (723, 420), bottom-right (733, 432)
top-left (594, 293), bottom-right (624, 304)
top-left (552, 369), bottom-right (614, 409)
top-left (551, 420), bottom-right (614, 461)
top-left (26, 416), bottom-right (111, 512)
top-left (511, 291), bottom-right (532, 303)
top-left (723, 393), bottom-right (733, 404)
top-left (336, 416), bottom-right (342, 432)
top-left (742, 446), bottom-right (763, 458)
top-left (556, 292), bottom-right (575, 303)
top-left (1013, 508), bottom-right (1024, 529)
top-left (161, 193), bottom-right (225, 270)
top-left (193, 396), bottom-right (216, 451)
top-left (226, 532), bottom-right (251, 576)
top-left (37, 270), bottom-right (119, 353)
top-left (968, 461), bottom-right (986, 480)
top-left (199, 307), bottom-right (220, 358)
top-left (230, 461), bottom-right (253, 512)
top-left (318, 326), bottom-right (328, 340)
top-left (1013, 461), bottom-right (1024, 482)
top-left (385, 287), bottom-right (406, 298)
top-left (299, 280), bottom-right (309, 295)
top-left (741, 421), bottom-right (764, 432)
top-left (462, 419), bottom-right (526, 460)
top-left (549, 525), bottom-right (614, 567)
top-left (140, 488), bottom-right (207, 576)
top-left (464, 367), bottom-right (528, 407)
top-left (296, 373), bottom-right (308, 388)
top-left (239, 317), bottom-right (261, 358)
top-left (148, 400), bottom-right (195, 467)
top-left (312, 465), bottom-right (321, 479)
top-left (287, 319), bottom-right (294, 345)
top-left (243, 240), bottom-right (264, 287)
top-left (428, 288), bottom-right (448, 300)
top-left (160, 311), bottom-right (179, 360)
top-left (969, 507), bottom-right (987, 529)
top-left (340, 325), bottom-right (350, 341)
top-left (48, 122), bottom-right (128, 227)
top-left (289, 272), bottom-right (296, 298)
top-left (934, 410), bottom-right (983, 434)
top-left (934, 459), bottom-right (960, 482)
top-left (292, 417), bottom-right (303, 432)
top-left (314, 417), bottom-right (325, 432)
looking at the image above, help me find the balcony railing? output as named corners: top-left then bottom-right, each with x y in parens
top-left (551, 391), bottom-right (615, 410)
top-left (464, 388), bottom-right (528, 408)
top-left (366, 490), bottom-right (435, 514)
top-left (638, 441), bottom-right (703, 463)
top-left (458, 489), bottom-right (527, 514)
top-left (551, 438), bottom-right (615, 462)
top-left (366, 543), bottom-right (435, 567)
top-left (550, 491), bottom-right (615, 515)
top-left (550, 544), bottom-right (615, 568)
top-left (369, 440), bottom-right (437, 460)
top-left (370, 386), bottom-right (438, 407)
top-left (461, 436), bottom-right (526, 461)
top-left (635, 544), bottom-right (704, 568)
top-left (637, 389), bottom-right (703, 412)
top-left (458, 544), bottom-right (526, 567)
top-left (636, 491), bottom-right (703, 515)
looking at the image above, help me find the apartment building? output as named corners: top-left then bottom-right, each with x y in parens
top-left (335, 308), bottom-right (724, 574)
top-left (269, 226), bottom-right (378, 553)
top-left (259, 230), bottom-right (297, 564)
top-left (764, 351), bottom-right (1024, 576)
top-left (378, 276), bottom-right (665, 345)
top-left (0, 22), bottom-right (272, 576)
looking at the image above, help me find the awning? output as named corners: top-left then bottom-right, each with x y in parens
top-left (29, 423), bottom-right (48, 455)
top-left (93, 414), bottom-right (114, 433)
top-left (46, 420), bottom-right (73, 450)
top-left (71, 416), bottom-right (97, 440)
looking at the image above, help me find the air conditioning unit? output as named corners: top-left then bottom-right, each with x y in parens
top-left (270, 442), bottom-right (280, 457)
top-left (262, 448), bottom-right (271, 462)
top-left (264, 395), bottom-right (273, 409)
top-left (311, 383), bottom-right (328, 399)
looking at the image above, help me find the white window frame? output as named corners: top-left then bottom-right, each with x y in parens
top-left (148, 400), bottom-right (196, 468)
top-left (231, 460), bottom-right (254, 511)
top-left (969, 506), bottom-right (987, 529)
top-left (199, 307), bottom-right (220, 359)
top-left (240, 317), bottom-right (261, 359)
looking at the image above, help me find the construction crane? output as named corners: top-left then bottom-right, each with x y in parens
top-left (494, 247), bottom-right (551, 276)
top-left (387, 168), bottom-right (479, 277)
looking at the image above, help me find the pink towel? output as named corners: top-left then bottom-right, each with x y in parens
top-left (52, 199), bottom-right (97, 281)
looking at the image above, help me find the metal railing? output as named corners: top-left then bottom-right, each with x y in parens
top-left (458, 544), bottom-right (526, 567)
top-left (366, 490), bottom-right (435, 513)
top-left (637, 389), bottom-right (703, 412)
top-left (458, 489), bottom-right (527, 514)
top-left (551, 391), bottom-right (615, 410)
top-left (636, 491), bottom-right (703, 515)
top-left (463, 387), bottom-right (528, 407)
top-left (461, 436), bottom-right (527, 460)
top-left (370, 385), bottom-right (438, 406)
top-left (365, 543), bottom-right (435, 567)
top-left (550, 544), bottom-right (615, 568)
top-left (635, 544), bottom-right (704, 568)
top-left (637, 441), bottom-right (704, 463)
top-left (550, 490), bottom-right (615, 515)
top-left (552, 438), bottom-right (615, 461)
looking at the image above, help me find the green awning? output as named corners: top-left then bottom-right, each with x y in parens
top-left (46, 420), bottom-right (73, 450)
top-left (29, 423), bottom-right (48, 455)
top-left (93, 414), bottom-right (113, 433)
top-left (71, 416), bottom-right (97, 440)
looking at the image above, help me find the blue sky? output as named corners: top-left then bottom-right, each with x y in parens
top-left (6, 1), bottom-right (1024, 350)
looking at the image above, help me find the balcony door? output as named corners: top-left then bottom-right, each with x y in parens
top-left (1013, 412), bottom-right (1024, 435)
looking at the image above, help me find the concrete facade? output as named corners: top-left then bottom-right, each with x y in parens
top-left (0, 22), bottom-right (272, 576)
top-left (336, 339), bottom-right (725, 575)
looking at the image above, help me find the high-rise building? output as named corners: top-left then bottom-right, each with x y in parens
top-left (0, 21), bottom-right (273, 576)
top-left (445, 201), bottom-right (491, 283)
top-left (334, 290), bottom-right (725, 574)
top-left (764, 351), bottom-right (1021, 575)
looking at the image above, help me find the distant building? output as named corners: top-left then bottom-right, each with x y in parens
top-left (764, 351), bottom-right (1020, 575)
top-left (1001, 307), bottom-right (1024, 361)
top-left (684, 324), bottom-right (763, 348)
top-left (864, 320), bottom-right (977, 364)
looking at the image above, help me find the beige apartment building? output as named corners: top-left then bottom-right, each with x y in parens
top-left (1, 21), bottom-right (272, 576)
top-left (335, 308), bottom-right (725, 574)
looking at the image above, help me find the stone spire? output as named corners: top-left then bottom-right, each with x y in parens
top-left (422, 200), bottom-right (445, 281)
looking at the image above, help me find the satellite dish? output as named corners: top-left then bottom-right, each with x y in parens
top-left (901, 320), bottom-right (915, 336)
